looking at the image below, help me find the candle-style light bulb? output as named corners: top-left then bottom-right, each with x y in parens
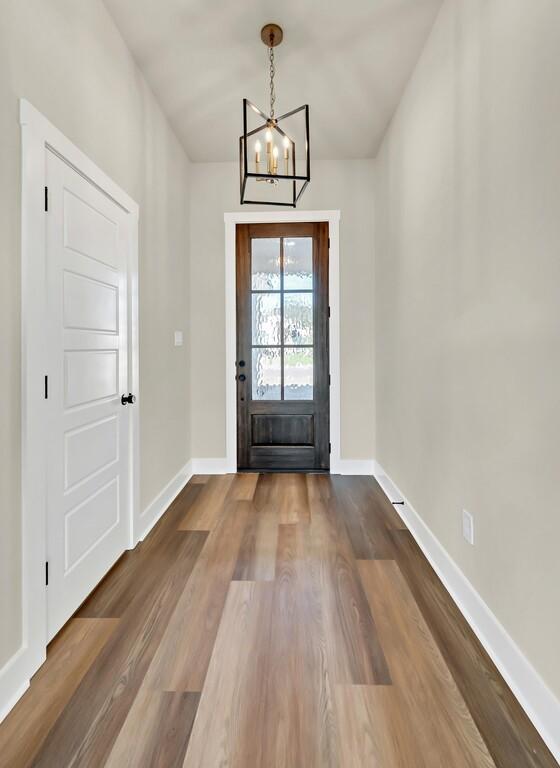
top-left (272, 145), bottom-right (279, 174)
top-left (283, 136), bottom-right (290, 174)
top-left (265, 130), bottom-right (273, 174)
top-left (254, 140), bottom-right (261, 170)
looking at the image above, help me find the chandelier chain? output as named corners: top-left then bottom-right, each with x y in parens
top-left (268, 43), bottom-right (276, 119)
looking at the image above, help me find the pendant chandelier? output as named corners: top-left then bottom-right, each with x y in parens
top-left (240, 24), bottom-right (310, 207)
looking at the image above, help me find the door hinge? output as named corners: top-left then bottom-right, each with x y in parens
top-left (45, 561), bottom-right (49, 586)
top-left (44, 186), bottom-right (49, 212)
top-left (44, 375), bottom-right (48, 399)
top-left (328, 306), bottom-right (331, 318)
top-left (329, 442), bottom-right (332, 454)
top-left (328, 237), bottom-right (330, 248)
top-left (328, 373), bottom-right (331, 386)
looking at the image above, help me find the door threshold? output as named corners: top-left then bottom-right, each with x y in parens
top-left (236, 468), bottom-right (330, 474)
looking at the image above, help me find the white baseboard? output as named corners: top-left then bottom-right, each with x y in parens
top-left (0, 637), bottom-right (45, 728)
top-left (138, 460), bottom-right (194, 542)
top-left (332, 459), bottom-right (377, 475)
top-left (191, 458), bottom-right (231, 474)
top-left (374, 461), bottom-right (560, 763)
top-left (0, 678), bottom-right (29, 723)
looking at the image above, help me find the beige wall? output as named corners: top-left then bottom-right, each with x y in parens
top-left (189, 160), bottom-right (376, 462)
top-left (375, 0), bottom-right (560, 700)
top-left (0, 0), bottom-right (191, 667)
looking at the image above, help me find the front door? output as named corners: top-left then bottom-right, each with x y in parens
top-left (236, 222), bottom-right (329, 471)
top-left (46, 149), bottom-right (132, 640)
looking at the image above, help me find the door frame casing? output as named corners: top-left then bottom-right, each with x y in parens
top-left (2, 100), bottom-right (140, 714)
top-left (224, 210), bottom-right (341, 473)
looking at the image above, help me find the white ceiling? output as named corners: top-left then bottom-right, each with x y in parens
top-left (103, 0), bottom-right (442, 162)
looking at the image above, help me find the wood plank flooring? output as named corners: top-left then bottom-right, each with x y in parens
top-left (0, 473), bottom-right (556, 768)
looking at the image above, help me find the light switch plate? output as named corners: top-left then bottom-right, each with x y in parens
top-left (462, 509), bottom-right (475, 545)
top-left (174, 330), bottom-right (184, 347)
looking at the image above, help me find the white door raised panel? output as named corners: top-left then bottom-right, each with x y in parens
top-left (46, 150), bottom-right (131, 640)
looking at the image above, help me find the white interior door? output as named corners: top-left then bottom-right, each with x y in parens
top-left (46, 149), bottom-right (132, 640)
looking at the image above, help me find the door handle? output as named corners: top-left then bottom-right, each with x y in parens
top-left (121, 393), bottom-right (136, 405)
top-left (237, 374), bottom-right (246, 382)
top-left (238, 360), bottom-right (246, 367)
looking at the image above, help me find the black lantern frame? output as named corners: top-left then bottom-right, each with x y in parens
top-left (240, 98), bottom-right (310, 207)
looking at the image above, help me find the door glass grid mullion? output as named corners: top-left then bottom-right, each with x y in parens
top-left (252, 289), bottom-right (310, 294)
top-left (252, 344), bottom-right (313, 348)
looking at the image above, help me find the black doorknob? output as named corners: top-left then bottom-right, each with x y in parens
top-left (238, 374), bottom-right (246, 382)
top-left (238, 360), bottom-right (246, 367)
top-left (121, 393), bottom-right (136, 405)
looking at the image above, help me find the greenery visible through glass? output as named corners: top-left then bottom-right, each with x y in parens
top-left (284, 347), bottom-right (313, 400)
top-left (284, 293), bottom-right (313, 345)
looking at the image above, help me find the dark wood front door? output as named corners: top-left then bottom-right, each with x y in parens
top-left (236, 222), bottom-right (330, 471)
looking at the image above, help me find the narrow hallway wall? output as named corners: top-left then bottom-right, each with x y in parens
top-left (375, 0), bottom-right (560, 701)
top-left (0, 0), bottom-right (192, 669)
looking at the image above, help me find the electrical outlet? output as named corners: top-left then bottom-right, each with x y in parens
top-left (462, 509), bottom-right (475, 545)
top-left (174, 330), bottom-right (184, 347)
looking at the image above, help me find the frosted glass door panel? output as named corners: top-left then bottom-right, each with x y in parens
top-left (252, 293), bottom-right (281, 345)
top-left (252, 238), bottom-right (281, 290)
top-left (283, 238), bottom-right (313, 289)
top-left (252, 347), bottom-right (281, 400)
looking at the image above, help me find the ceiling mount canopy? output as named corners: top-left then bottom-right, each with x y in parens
top-left (260, 23), bottom-right (283, 47)
top-left (240, 24), bottom-right (311, 207)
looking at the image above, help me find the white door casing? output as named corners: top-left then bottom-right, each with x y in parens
top-left (45, 150), bottom-right (132, 639)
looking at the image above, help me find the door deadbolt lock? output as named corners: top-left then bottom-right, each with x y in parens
top-left (237, 374), bottom-right (246, 382)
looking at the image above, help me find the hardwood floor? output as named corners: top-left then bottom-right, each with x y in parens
top-left (0, 474), bottom-right (556, 767)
